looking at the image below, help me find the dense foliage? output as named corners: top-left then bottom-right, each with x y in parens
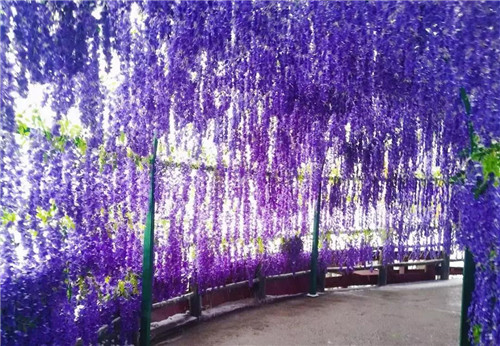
top-left (1, 1), bottom-right (498, 344)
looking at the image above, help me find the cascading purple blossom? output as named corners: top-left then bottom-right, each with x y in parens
top-left (1, 1), bottom-right (499, 344)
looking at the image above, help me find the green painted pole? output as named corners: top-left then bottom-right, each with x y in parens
top-left (139, 134), bottom-right (158, 346)
top-left (308, 182), bottom-right (321, 297)
top-left (309, 162), bottom-right (325, 297)
top-left (460, 249), bottom-right (475, 346)
top-left (458, 88), bottom-right (476, 346)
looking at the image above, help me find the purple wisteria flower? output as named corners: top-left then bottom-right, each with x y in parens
top-left (1, 1), bottom-right (499, 344)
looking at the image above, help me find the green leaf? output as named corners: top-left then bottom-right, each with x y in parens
top-left (66, 283), bottom-right (72, 301)
top-left (414, 170), bottom-right (425, 180)
top-left (77, 276), bottom-right (88, 297)
top-left (117, 280), bottom-right (126, 296)
top-left (99, 145), bottom-right (107, 170)
top-left (118, 131), bottom-right (126, 144)
top-left (460, 87), bottom-right (471, 115)
top-left (36, 207), bottom-right (48, 224)
top-left (297, 172), bottom-right (304, 183)
top-left (473, 180), bottom-right (488, 199)
top-left (490, 249), bottom-right (496, 260)
top-left (432, 168), bottom-right (442, 180)
top-left (129, 273), bottom-right (139, 294)
top-left (59, 118), bottom-right (70, 135)
top-left (257, 237), bottom-right (265, 254)
top-left (17, 122), bottom-right (31, 136)
top-left (44, 130), bottom-right (52, 141)
top-left (1, 211), bottom-right (16, 225)
top-left (325, 231), bottom-right (332, 243)
top-left (449, 170), bottom-right (466, 185)
top-left (36, 205), bottom-right (55, 224)
top-left (363, 229), bottom-right (372, 238)
top-left (74, 137), bottom-right (87, 155)
top-left (481, 151), bottom-right (499, 178)
top-left (61, 215), bottom-right (75, 230)
top-left (189, 246), bottom-right (196, 261)
top-left (473, 324), bottom-right (481, 344)
top-left (53, 135), bottom-right (67, 152)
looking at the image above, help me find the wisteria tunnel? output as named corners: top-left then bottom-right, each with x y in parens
top-left (0, 1), bottom-right (499, 345)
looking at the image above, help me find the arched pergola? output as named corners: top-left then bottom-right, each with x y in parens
top-left (1, 1), bottom-right (498, 344)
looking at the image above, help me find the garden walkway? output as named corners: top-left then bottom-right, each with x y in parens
top-left (159, 278), bottom-right (462, 346)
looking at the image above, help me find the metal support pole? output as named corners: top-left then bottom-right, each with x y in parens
top-left (458, 89), bottom-right (476, 346)
top-left (308, 170), bottom-right (323, 297)
top-left (139, 135), bottom-right (158, 346)
top-left (460, 248), bottom-right (475, 346)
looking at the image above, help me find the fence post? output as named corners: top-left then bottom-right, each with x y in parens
top-left (378, 266), bottom-right (388, 286)
top-left (189, 284), bottom-right (202, 318)
top-left (139, 135), bottom-right (158, 346)
top-left (254, 266), bottom-right (266, 301)
top-left (440, 252), bottom-right (450, 280)
top-left (317, 270), bottom-right (326, 293)
top-left (377, 251), bottom-right (387, 286)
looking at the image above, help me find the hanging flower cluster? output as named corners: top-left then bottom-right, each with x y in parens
top-left (1, 1), bottom-right (499, 344)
